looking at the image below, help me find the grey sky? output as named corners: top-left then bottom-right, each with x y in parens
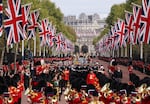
top-left (51, 0), bottom-right (126, 19)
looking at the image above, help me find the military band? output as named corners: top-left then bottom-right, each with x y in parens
top-left (0, 56), bottom-right (150, 104)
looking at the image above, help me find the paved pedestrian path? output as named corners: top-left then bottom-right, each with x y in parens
top-left (93, 59), bottom-right (149, 83)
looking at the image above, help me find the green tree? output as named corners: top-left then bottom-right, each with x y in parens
top-left (21, 0), bottom-right (76, 51)
top-left (106, 3), bottom-right (126, 28)
top-left (125, 0), bottom-right (142, 12)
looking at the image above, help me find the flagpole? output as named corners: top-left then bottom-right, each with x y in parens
top-left (43, 46), bottom-right (45, 57)
top-left (140, 42), bottom-right (143, 60)
top-left (130, 44), bottom-right (132, 58)
top-left (0, 47), bottom-right (5, 68)
top-left (113, 48), bottom-right (115, 57)
top-left (14, 43), bottom-right (18, 74)
top-left (125, 46), bottom-right (127, 57)
top-left (121, 47), bottom-right (124, 57)
top-left (33, 36), bottom-right (36, 57)
top-left (0, 30), bottom-right (5, 68)
top-left (22, 40), bottom-right (24, 60)
top-left (27, 40), bottom-right (30, 50)
top-left (39, 45), bottom-right (41, 56)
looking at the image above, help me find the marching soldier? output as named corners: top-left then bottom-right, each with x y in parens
top-left (62, 67), bottom-right (70, 88)
top-left (86, 69), bottom-right (99, 88)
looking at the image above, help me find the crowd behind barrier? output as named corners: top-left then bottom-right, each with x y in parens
top-left (98, 56), bottom-right (150, 75)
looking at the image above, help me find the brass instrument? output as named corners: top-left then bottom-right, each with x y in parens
top-left (121, 96), bottom-right (129, 104)
top-left (138, 83), bottom-right (147, 93)
top-left (51, 95), bottom-right (58, 103)
top-left (100, 83), bottom-right (110, 93)
top-left (135, 94), bottom-right (141, 102)
top-left (64, 83), bottom-right (72, 101)
top-left (146, 86), bottom-right (150, 95)
top-left (141, 90), bottom-right (148, 99)
top-left (103, 90), bottom-right (113, 98)
top-left (89, 100), bottom-right (101, 104)
top-left (100, 83), bottom-right (113, 99)
top-left (131, 94), bottom-right (141, 103)
top-left (113, 93), bottom-right (120, 102)
top-left (89, 96), bottom-right (104, 104)
top-left (7, 95), bottom-right (13, 104)
top-left (24, 78), bottom-right (33, 96)
top-left (24, 88), bottom-right (30, 95)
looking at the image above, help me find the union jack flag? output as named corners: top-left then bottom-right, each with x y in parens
top-left (0, 0), bottom-right (3, 37)
top-left (106, 32), bottom-right (113, 50)
top-left (56, 33), bottom-right (62, 50)
top-left (47, 23), bottom-right (55, 47)
top-left (116, 19), bottom-right (126, 47)
top-left (132, 3), bottom-right (142, 44)
top-left (66, 39), bottom-right (72, 51)
top-left (140, 0), bottom-right (150, 44)
top-left (124, 11), bottom-right (134, 44)
top-left (110, 25), bottom-right (116, 49)
top-left (111, 23), bottom-right (119, 50)
top-left (39, 18), bottom-right (49, 46)
top-left (62, 40), bottom-right (67, 52)
top-left (4, 0), bottom-right (26, 45)
top-left (28, 10), bottom-right (39, 39)
top-left (21, 3), bottom-right (31, 36)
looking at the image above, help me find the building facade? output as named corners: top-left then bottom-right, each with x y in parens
top-left (64, 13), bottom-right (106, 55)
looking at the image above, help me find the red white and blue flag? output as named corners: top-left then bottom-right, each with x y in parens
top-left (132, 3), bottom-right (142, 44)
top-left (4, 0), bottom-right (26, 45)
top-left (112, 23), bottom-right (120, 50)
top-left (125, 11), bottom-right (134, 44)
top-left (28, 10), bottom-right (39, 39)
top-left (62, 40), bottom-right (67, 52)
top-left (110, 25), bottom-right (116, 49)
top-left (21, 3), bottom-right (31, 36)
top-left (0, 0), bottom-right (3, 37)
top-left (56, 33), bottom-right (63, 50)
top-left (39, 18), bottom-right (49, 46)
top-left (47, 23), bottom-right (55, 47)
top-left (116, 18), bottom-right (126, 47)
top-left (140, 0), bottom-right (150, 44)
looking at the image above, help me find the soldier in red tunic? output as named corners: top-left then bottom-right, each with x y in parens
top-left (86, 69), bottom-right (98, 87)
top-left (62, 67), bottom-right (70, 88)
